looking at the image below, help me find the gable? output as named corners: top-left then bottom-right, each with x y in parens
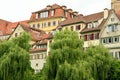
top-left (9, 25), bottom-right (25, 40)
top-left (100, 10), bottom-right (120, 38)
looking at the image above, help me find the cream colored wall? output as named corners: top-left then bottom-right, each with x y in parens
top-left (84, 40), bottom-right (100, 48)
top-left (62, 23), bottom-right (86, 38)
top-left (30, 52), bottom-right (46, 73)
top-left (101, 13), bottom-right (120, 38)
top-left (100, 11), bottom-right (120, 58)
top-left (9, 25), bottom-right (25, 40)
top-left (83, 32), bottom-right (100, 48)
top-left (29, 17), bottom-right (64, 32)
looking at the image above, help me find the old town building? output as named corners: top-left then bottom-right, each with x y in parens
top-left (100, 10), bottom-right (120, 59)
top-left (28, 4), bottom-right (78, 33)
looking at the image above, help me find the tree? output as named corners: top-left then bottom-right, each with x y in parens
top-left (0, 32), bottom-right (34, 80)
top-left (107, 59), bottom-right (120, 80)
top-left (40, 30), bottom-right (113, 80)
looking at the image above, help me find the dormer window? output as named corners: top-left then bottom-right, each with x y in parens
top-left (12, 28), bottom-right (14, 32)
top-left (88, 23), bottom-right (92, 28)
top-left (40, 11), bottom-right (48, 18)
top-left (65, 11), bottom-right (67, 17)
top-left (36, 13), bottom-right (39, 19)
top-left (94, 21), bottom-right (98, 27)
top-left (51, 10), bottom-right (54, 16)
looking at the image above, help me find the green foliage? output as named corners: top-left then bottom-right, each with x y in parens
top-left (107, 59), bottom-right (120, 80)
top-left (0, 32), bottom-right (34, 80)
top-left (40, 30), bottom-right (113, 80)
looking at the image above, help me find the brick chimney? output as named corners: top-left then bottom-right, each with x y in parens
top-left (104, 8), bottom-right (109, 19)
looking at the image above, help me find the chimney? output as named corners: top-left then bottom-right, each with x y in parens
top-left (61, 5), bottom-right (67, 10)
top-left (47, 5), bottom-right (52, 10)
top-left (104, 8), bottom-right (109, 19)
top-left (68, 9), bottom-right (73, 13)
top-left (73, 11), bottom-right (78, 16)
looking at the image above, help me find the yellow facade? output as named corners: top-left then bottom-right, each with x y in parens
top-left (29, 17), bottom-right (65, 33)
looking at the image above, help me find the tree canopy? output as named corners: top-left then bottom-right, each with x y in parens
top-left (0, 32), bottom-right (34, 80)
top-left (40, 30), bottom-right (113, 80)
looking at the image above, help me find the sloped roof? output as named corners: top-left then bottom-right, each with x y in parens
top-left (29, 48), bottom-right (47, 53)
top-left (0, 19), bottom-right (11, 36)
top-left (84, 12), bottom-right (103, 22)
top-left (34, 4), bottom-right (61, 13)
top-left (81, 19), bottom-right (107, 33)
top-left (59, 14), bottom-right (85, 27)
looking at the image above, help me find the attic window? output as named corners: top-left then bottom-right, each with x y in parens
top-left (94, 21), bottom-right (98, 27)
top-left (88, 23), bottom-right (92, 28)
top-left (51, 10), bottom-right (54, 16)
top-left (36, 13), bottom-right (39, 19)
top-left (40, 11), bottom-right (48, 18)
top-left (111, 18), bottom-right (115, 22)
top-left (12, 28), bottom-right (14, 32)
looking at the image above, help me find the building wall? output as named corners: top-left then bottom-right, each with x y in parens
top-left (9, 25), bottom-right (25, 39)
top-left (111, 0), bottom-right (120, 12)
top-left (29, 17), bottom-right (65, 32)
top-left (30, 51), bottom-right (46, 73)
top-left (83, 32), bottom-right (100, 48)
top-left (100, 11), bottom-right (120, 59)
top-left (62, 23), bottom-right (86, 38)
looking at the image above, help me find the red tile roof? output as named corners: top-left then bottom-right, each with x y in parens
top-left (81, 19), bottom-right (107, 33)
top-left (34, 4), bottom-right (61, 13)
top-left (0, 19), bottom-right (11, 36)
top-left (58, 14), bottom-right (85, 27)
top-left (29, 48), bottom-right (47, 53)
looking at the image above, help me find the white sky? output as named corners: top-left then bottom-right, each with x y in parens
top-left (0, 0), bottom-right (111, 22)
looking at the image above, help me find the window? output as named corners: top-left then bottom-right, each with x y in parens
top-left (15, 33), bottom-right (18, 37)
top-left (36, 63), bottom-right (38, 67)
top-left (111, 18), bottom-right (115, 22)
top-left (108, 25), bottom-right (112, 32)
top-left (40, 11), bottom-right (48, 18)
top-left (114, 24), bottom-right (118, 31)
top-left (108, 24), bottom-right (118, 32)
top-left (65, 11), bottom-right (67, 17)
top-left (12, 28), bottom-right (14, 32)
top-left (119, 52), bottom-right (120, 59)
top-left (46, 22), bottom-right (48, 27)
top-left (56, 21), bottom-right (59, 26)
top-left (48, 22), bottom-right (51, 26)
top-left (87, 34), bottom-right (92, 40)
top-left (113, 36), bottom-right (119, 43)
top-left (108, 37), bottom-right (112, 43)
top-left (33, 24), bottom-right (35, 28)
top-left (76, 25), bottom-right (81, 30)
top-left (94, 33), bottom-right (98, 39)
top-left (37, 24), bottom-right (40, 28)
top-left (71, 26), bottom-right (74, 31)
top-left (88, 23), bottom-right (92, 28)
top-left (102, 38), bottom-right (106, 44)
top-left (36, 13), bottom-right (39, 19)
top-left (84, 35), bottom-right (87, 41)
top-left (53, 21), bottom-right (56, 26)
top-left (37, 54), bottom-right (40, 59)
top-left (51, 10), bottom-right (54, 16)
top-left (94, 21), bottom-right (98, 27)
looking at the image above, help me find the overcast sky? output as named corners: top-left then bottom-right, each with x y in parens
top-left (0, 0), bottom-right (111, 22)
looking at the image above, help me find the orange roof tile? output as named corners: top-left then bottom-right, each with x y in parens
top-left (81, 19), bottom-right (107, 33)
top-left (29, 48), bottom-right (47, 53)
top-left (34, 4), bottom-right (61, 13)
